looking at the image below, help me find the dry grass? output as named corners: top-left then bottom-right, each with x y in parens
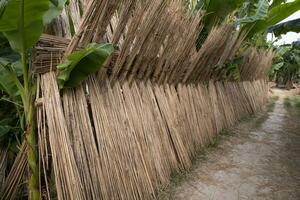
top-left (240, 48), bottom-right (274, 81)
top-left (0, 147), bottom-right (7, 190)
top-left (1, 143), bottom-right (27, 200)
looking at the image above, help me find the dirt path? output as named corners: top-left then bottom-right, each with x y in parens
top-left (166, 90), bottom-right (300, 200)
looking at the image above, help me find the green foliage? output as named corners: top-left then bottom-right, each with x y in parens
top-left (0, 1), bottom-right (66, 198)
top-left (0, 47), bottom-right (25, 115)
top-left (270, 44), bottom-right (300, 86)
top-left (269, 62), bottom-right (284, 78)
top-left (245, 0), bottom-right (300, 38)
top-left (214, 56), bottom-right (243, 81)
top-left (0, 37), bottom-right (22, 109)
top-left (0, 62), bottom-right (21, 99)
top-left (0, 118), bottom-right (12, 141)
top-left (0, 57), bottom-right (22, 145)
top-left (0, 0), bottom-right (7, 16)
top-left (243, 32), bottom-right (272, 48)
top-left (197, 0), bottom-right (244, 30)
top-left (0, 0), bottom-right (66, 119)
top-left (0, 36), bottom-right (21, 74)
top-left (268, 18), bottom-right (300, 37)
top-left (0, 102), bottom-right (21, 145)
top-left (66, 11), bottom-right (76, 36)
top-left (0, 43), bottom-right (23, 146)
top-left (270, 0), bottom-right (287, 9)
top-left (0, 0), bottom-right (66, 52)
top-left (44, 0), bottom-right (67, 24)
top-left (285, 95), bottom-right (300, 109)
top-left (57, 43), bottom-right (114, 89)
top-left (191, 0), bottom-right (300, 44)
top-left (0, 0), bottom-right (48, 52)
top-left (194, 0), bottom-right (243, 49)
top-left (236, 0), bottom-right (269, 24)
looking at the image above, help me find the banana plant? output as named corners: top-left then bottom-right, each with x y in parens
top-left (270, 44), bottom-right (300, 89)
top-left (0, 0), bottom-right (66, 199)
top-left (243, 0), bottom-right (300, 38)
top-left (193, 0), bottom-right (300, 38)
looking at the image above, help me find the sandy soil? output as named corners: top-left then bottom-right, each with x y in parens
top-left (166, 89), bottom-right (300, 200)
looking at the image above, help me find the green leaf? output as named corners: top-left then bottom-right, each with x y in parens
top-left (273, 62), bottom-right (284, 70)
top-left (0, 117), bottom-right (17, 143)
top-left (245, 0), bottom-right (300, 37)
top-left (44, 0), bottom-right (67, 24)
top-left (277, 45), bottom-right (292, 57)
top-left (0, 0), bottom-right (8, 18)
top-left (0, 124), bottom-right (11, 140)
top-left (0, 60), bottom-right (21, 99)
top-left (268, 18), bottom-right (300, 37)
top-left (0, 45), bottom-right (20, 63)
top-left (0, 0), bottom-right (49, 52)
top-left (196, 0), bottom-right (244, 31)
top-left (0, 0), bottom-right (66, 52)
top-left (50, 0), bottom-right (59, 7)
top-left (66, 10), bottom-right (76, 36)
top-left (237, 0), bottom-right (269, 24)
top-left (57, 43), bottom-right (114, 89)
top-left (270, 0), bottom-right (286, 9)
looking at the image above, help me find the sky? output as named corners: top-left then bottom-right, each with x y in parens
top-left (267, 0), bottom-right (300, 45)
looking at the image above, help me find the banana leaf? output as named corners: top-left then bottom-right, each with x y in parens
top-left (0, 0), bottom-right (66, 52)
top-left (245, 0), bottom-right (300, 38)
top-left (270, 0), bottom-right (287, 9)
top-left (0, 59), bottom-right (21, 99)
top-left (268, 18), bottom-right (300, 37)
top-left (57, 43), bottom-right (114, 89)
top-left (237, 0), bottom-right (269, 24)
top-left (196, 0), bottom-right (244, 30)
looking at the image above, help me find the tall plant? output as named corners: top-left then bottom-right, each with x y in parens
top-left (0, 0), bottom-right (66, 198)
top-left (270, 44), bottom-right (300, 89)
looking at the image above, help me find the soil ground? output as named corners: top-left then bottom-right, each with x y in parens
top-left (159, 89), bottom-right (300, 200)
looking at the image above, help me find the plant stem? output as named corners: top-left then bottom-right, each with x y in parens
top-left (20, 0), bottom-right (39, 199)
